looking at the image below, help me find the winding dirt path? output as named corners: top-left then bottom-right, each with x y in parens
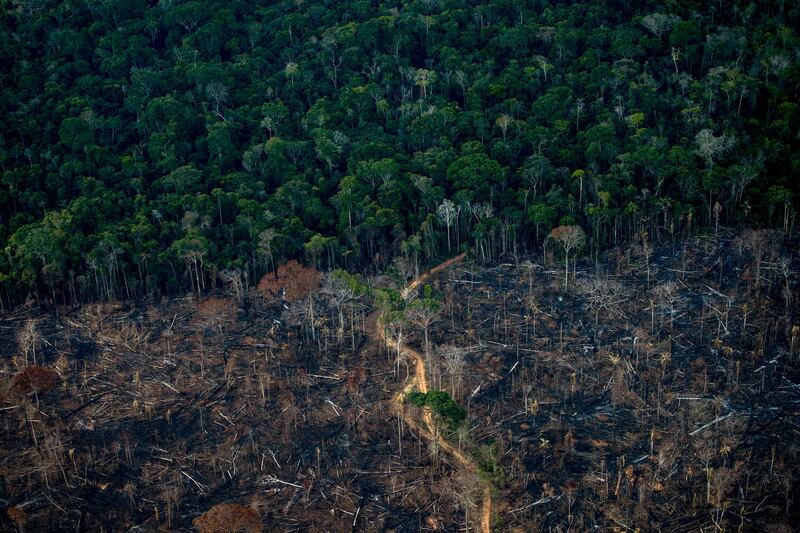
top-left (372, 253), bottom-right (493, 532)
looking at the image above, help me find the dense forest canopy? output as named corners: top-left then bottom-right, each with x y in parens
top-left (0, 0), bottom-right (798, 305)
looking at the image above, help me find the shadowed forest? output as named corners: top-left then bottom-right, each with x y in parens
top-left (0, 0), bottom-right (797, 306)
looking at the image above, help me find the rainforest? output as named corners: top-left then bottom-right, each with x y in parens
top-left (0, 0), bottom-right (798, 531)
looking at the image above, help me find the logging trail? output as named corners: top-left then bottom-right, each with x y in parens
top-left (370, 252), bottom-right (493, 532)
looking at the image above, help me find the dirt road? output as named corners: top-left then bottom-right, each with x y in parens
top-left (372, 253), bottom-right (493, 532)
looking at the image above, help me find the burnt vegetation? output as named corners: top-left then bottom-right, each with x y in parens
top-left (415, 230), bottom-right (799, 531)
top-left (1, 0), bottom-right (799, 528)
top-left (0, 229), bottom-right (797, 531)
top-left (0, 264), bottom-right (456, 531)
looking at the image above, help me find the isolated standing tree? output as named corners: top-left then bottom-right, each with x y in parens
top-left (256, 229), bottom-right (276, 273)
top-left (575, 98), bottom-right (584, 132)
top-left (640, 12), bottom-right (678, 38)
top-left (576, 276), bottom-right (625, 338)
top-left (407, 296), bottom-right (441, 358)
top-left (451, 469), bottom-right (482, 533)
top-left (205, 81), bottom-right (228, 120)
top-left (572, 169), bottom-right (586, 205)
top-left (284, 61), bottom-right (299, 85)
top-left (532, 55), bottom-right (553, 82)
top-left (218, 269), bottom-right (245, 306)
top-left (438, 344), bottom-right (466, 401)
top-left (437, 199), bottom-right (458, 252)
top-left (16, 319), bottom-right (41, 366)
top-left (383, 310), bottom-right (407, 377)
top-left (414, 68), bottom-right (436, 99)
top-left (651, 281), bottom-right (679, 334)
top-left (695, 129), bottom-right (734, 168)
top-left (321, 271), bottom-right (355, 344)
top-left (548, 225), bottom-right (586, 289)
top-left (496, 113), bottom-right (512, 141)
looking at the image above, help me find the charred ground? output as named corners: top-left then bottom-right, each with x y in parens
top-left (0, 267), bottom-right (464, 531)
top-left (416, 229), bottom-right (799, 531)
top-left (1, 230), bottom-right (798, 532)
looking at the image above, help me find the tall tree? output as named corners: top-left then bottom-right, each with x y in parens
top-left (548, 225), bottom-right (586, 289)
